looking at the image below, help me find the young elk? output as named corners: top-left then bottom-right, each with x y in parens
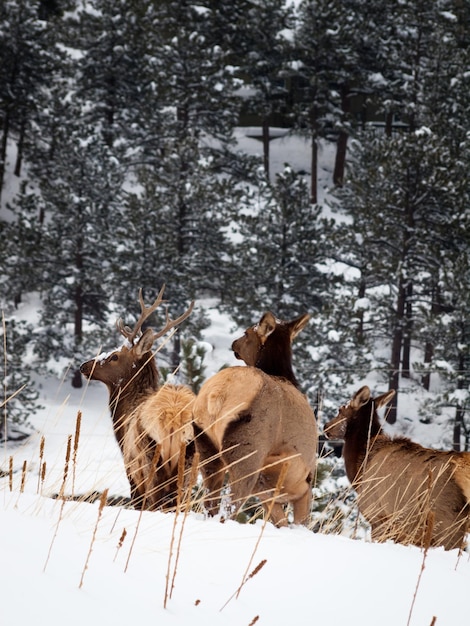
top-left (192, 311), bottom-right (318, 526)
top-left (80, 286), bottom-right (195, 511)
top-left (324, 386), bottom-right (470, 550)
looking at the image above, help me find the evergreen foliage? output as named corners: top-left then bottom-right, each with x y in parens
top-left (0, 0), bottom-right (469, 447)
top-left (0, 318), bottom-right (42, 439)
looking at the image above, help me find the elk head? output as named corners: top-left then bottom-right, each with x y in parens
top-left (324, 386), bottom-right (396, 441)
top-left (231, 311), bottom-right (310, 386)
top-left (80, 285), bottom-right (194, 399)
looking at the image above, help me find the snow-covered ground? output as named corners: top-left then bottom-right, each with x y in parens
top-left (1, 296), bottom-right (469, 626)
top-left (1, 130), bottom-right (469, 625)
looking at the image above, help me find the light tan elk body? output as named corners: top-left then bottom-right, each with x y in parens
top-left (193, 312), bottom-right (318, 526)
top-left (80, 286), bottom-right (195, 511)
top-left (324, 386), bottom-right (470, 550)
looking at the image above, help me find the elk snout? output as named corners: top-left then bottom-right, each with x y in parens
top-left (231, 339), bottom-right (242, 360)
top-left (80, 360), bottom-right (94, 378)
top-left (323, 416), bottom-right (345, 440)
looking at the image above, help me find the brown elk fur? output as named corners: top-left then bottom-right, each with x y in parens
top-left (193, 311), bottom-right (318, 526)
top-left (324, 385), bottom-right (470, 550)
top-left (80, 287), bottom-right (195, 511)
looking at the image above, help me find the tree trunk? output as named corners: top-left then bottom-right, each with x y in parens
top-left (385, 110), bottom-right (393, 137)
top-left (333, 83), bottom-right (350, 187)
top-left (72, 282), bottom-right (84, 389)
top-left (310, 132), bottom-right (317, 204)
top-left (401, 282), bottom-right (413, 378)
top-left (72, 231), bottom-right (84, 388)
top-left (14, 116), bottom-right (26, 177)
top-left (309, 107), bottom-right (318, 204)
top-left (387, 280), bottom-right (406, 424)
top-left (356, 279), bottom-right (366, 344)
top-left (422, 341), bottom-right (433, 391)
top-left (0, 109), bottom-right (11, 204)
top-left (171, 333), bottom-right (181, 373)
top-left (262, 117), bottom-right (270, 178)
top-left (453, 406), bottom-right (463, 452)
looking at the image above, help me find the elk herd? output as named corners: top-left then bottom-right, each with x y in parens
top-left (80, 286), bottom-right (470, 551)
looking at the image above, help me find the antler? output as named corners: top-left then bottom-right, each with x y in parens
top-left (153, 298), bottom-right (195, 340)
top-left (116, 285), bottom-right (194, 344)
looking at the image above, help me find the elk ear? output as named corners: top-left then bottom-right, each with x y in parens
top-left (256, 312), bottom-right (277, 343)
top-left (350, 385), bottom-right (371, 408)
top-left (375, 389), bottom-right (395, 409)
top-left (135, 328), bottom-right (156, 356)
top-left (287, 313), bottom-right (310, 341)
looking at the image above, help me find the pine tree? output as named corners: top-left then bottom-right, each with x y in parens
top-left (0, 318), bottom-right (42, 441)
top-left (227, 165), bottom-right (329, 405)
top-left (292, 0), bottom-right (373, 200)
top-left (216, 0), bottom-right (293, 177)
top-left (0, 0), bottom-right (67, 203)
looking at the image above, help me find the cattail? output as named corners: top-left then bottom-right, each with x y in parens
top-left (246, 559), bottom-right (267, 581)
top-left (40, 461), bottom-right (47, 493)
top-left (8, 455), bottom-right (13, 491)
top-left (114, 528), bottom-right (127, 562)
top-left (59, 435), bottom-right (72, 500)
top-left (20, 460), bottom-right (27, 493)
top-left (72, 411), bottom-right (82, 497)
top-left (37, 436), bottom-right (45, 494)
top-left (248, 617), bottom-right (260, 626)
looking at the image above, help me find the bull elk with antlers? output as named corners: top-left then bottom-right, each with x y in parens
top-left (192, 311), bottom-right (318, 526)
top-left (324, 385), bottom-right (470, 550)
top-left (80, 286), bottom-right (195, 511)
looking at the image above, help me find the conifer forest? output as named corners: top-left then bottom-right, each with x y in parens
top-left (1, 0), bottom-right (469, 447)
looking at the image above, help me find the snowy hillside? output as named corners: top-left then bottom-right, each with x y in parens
top-left (1, 130), bottom-right (469, 626)
top-left (1, 294), bottom-right (469, 626)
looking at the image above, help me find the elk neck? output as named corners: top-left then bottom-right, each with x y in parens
top-left (342, 402), bottom-right (384, 483)
top-left (255, 342), bottom-right (299, 387)
top-left (108, 352), bottom-right (160, 449)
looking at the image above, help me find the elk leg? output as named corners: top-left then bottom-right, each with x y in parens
top-left (221, 419), bottom-right (266, 519)
top-left (194, 425), bottom-right (226, 516)
top-left (264, 502), bottom-right (288, 527)
top-left (292, 485), bottom-right (312, 525)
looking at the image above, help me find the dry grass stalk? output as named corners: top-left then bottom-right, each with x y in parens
top-left (220, 462), bottom-right (289, 612)
top-left (164, 441), bottom-right (187, 608)
top-left (79, 488), bottom-right (109, 589)
top-left (43, 436), bottom-right (75, 572)
top-left (37, 436), bottom-right (45, 494)
top-left (353, 460), bottom-right (469, 549)
top-left (406, 510), bottom-right (435, 626)
top-left (168, 450), bottom-right (200, 603)
top-left (124, 444), bottom-right (161, 573)
top-left (72, 411), bottom-right (82, 497)
top-left (114, 528), bottom-right (127, 562)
